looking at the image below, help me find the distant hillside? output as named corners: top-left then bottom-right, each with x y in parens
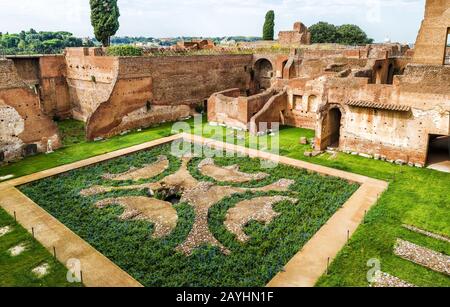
top-left (0, 29), bottom-right (94, 55)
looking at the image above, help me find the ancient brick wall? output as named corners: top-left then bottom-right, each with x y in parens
top-left (38, 56), bottom-right (71, 118)
top-left (7, 56), bottom-right (71, 119)
top-left (250, 90), bottom-right (288, 134)
top-left (278, 22), bottom-right (311, 46)
top-left (413, 0), bottom-right (450, 65)
top-left (64, 51), bottom-right (254, 139)
top-left (65, 51), bottom-right (119, 122)
top-left (313, 67), bottom-right (450, 165)
top-left (208, 88), bottom-right (275, 130)
top-left (0, 60), bottom-right (60, 162)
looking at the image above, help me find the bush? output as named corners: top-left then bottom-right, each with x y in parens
top-left (309, 22), bottom-right (339, 44)
top-left (336, 24), bottom-right (373, 45)
top-left (309, 21), bottom-right (373, 45)
top-left (106, 45), bottom-right (143, 56)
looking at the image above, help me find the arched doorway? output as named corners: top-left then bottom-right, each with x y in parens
top-left (281, 60), bottom-right (288, 79)
top-left (254, 59), bottom-right (273, 91)
top-left (328, 108), bottom-right (342, 148)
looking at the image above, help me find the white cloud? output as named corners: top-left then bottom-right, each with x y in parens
top-left (0, 0), bottom-right (425, 43)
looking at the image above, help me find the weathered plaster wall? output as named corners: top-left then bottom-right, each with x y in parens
top-left (0, 60), bottom-right (60, 162)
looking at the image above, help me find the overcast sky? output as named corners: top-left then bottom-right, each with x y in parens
top-left (0, 0), bottom-right (426, 43)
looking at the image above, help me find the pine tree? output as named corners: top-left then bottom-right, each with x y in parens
top-left (90, 0), bottom-right (120, 47)
top-left (263, 10), bottom-right (275, 41)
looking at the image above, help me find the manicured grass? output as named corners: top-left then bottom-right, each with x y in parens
top-left (19, 143), bottom-right (358, 287)
top-left (1, 117), bottom-right (449, 286)
top-left (0, 119), bottom-right (183, 179)
top-left (57, 119), bottom-right (86, 147)
top-left (0, 208), bottom-right (79, 287)
top-left (195, 124), bottom-right (450, 287)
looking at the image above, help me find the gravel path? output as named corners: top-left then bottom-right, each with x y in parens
top-left (372, 272), bottom-right (415, 287)
top-left (394, 239), bottom-right (450, 276)
top-left (403, 225), bottom-right (450, 243)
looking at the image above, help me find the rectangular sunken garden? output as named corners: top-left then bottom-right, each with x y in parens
top-left (19, 141), bottom-right (359, 287)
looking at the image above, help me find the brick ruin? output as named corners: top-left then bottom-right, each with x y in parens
top-left (278, 22), bottom-right (311, 46)
top-left (0, 0), bottom-right (448, 168)
top-left (208, 0), bottom-right (450, 167)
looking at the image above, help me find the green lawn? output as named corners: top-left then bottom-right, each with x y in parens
top-left (0, 209), bottom-right (79, 287)
top-left (1, 117), bottom-right (449, 287)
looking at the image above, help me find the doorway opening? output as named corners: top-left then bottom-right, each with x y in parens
top-left (387, 64), bottom-right (395, 84)
top-left (254, 59), bottom-right (273, 91)
top-left (427, 134), bottom-right (450, 172)
top-left (328, 108), bottom-right (342, 148)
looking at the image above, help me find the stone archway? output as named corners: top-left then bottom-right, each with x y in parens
top-left (254, 58), bottom-right (274, 91)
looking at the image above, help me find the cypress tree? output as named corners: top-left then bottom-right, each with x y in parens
top-left (263, 10), bottom-right (275, 41)
top-left (90, 0), bottom-right (120, 47)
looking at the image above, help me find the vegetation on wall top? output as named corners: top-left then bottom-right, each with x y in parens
top-left (106, 45), bottom-right (143, 56)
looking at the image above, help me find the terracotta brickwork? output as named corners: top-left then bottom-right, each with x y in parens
top-left (279, 22), bottom-right (311, 46)
top-left (0, 60), bottom-right (60, 162)
top-left (413, 0), bottom-right (450, 65)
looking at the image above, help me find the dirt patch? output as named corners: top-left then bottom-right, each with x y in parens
top-left (96, 197), bottom-right (178, 239)
top-left (32, 263), bottom-right (50, 278)
top-left (8, 243), bottom-right (27, 256)
top-left (0, 226), bottom-right (12, 237)
top-left (199, 158), bottom-right (269, 183)
top-left (225, 196), bottom-right (298, 242)
top-left (103, 155), bottom-right (169, 181)
top-left (394, 239), bottom-right (450, 275)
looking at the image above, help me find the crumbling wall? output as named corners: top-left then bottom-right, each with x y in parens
top-left (66, 50), bottom-right (254, 139)
top-left (0, 60), bottom-right (60, 162)
top-left (65, 49), bottom-right (119, 122)
top-left (39, 56), bottom-right (71, 118)
top-left (278, 22), bottom-right (311, 46)
top-left (208, 88), bottom-right (275, 130)
top-left (250, 90), bottom-right (288, 134)
top-left (315, 68), bottom-right (449, 165)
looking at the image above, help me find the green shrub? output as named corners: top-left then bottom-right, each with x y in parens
top-left (106, 45), bottom-right (143, 56)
